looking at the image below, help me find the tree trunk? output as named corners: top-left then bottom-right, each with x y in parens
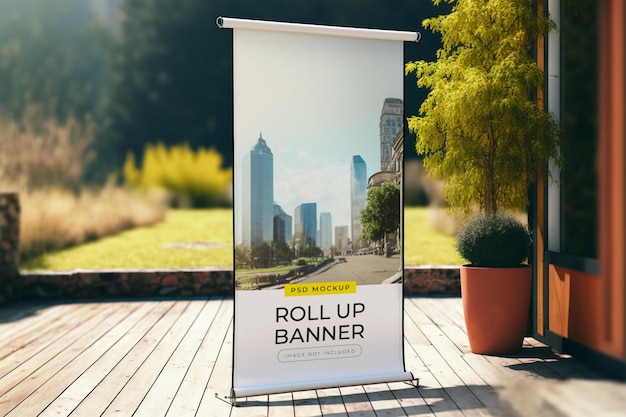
top-left (484, 174), bottom-right (497, 214)
top-left (485, 126), bottom-right (497, 214)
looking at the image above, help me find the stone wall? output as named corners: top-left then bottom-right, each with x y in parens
top-left (21, 268), bottom-right (233, 300)
top-left (404, 266), bottom-right (461, 295)
top-left (0, 193), bottom-right (20, 305)
top-left (20, 266), bottom-right (460, 301)
top-left (0, 190), bottom-right (459, 301)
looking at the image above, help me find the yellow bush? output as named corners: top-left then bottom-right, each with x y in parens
top-left (124, 143), bottom-right (232, 208)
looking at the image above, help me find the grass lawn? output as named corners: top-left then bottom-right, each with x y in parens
top-left (20, 207), bottom-right (464, 271)
top-left (21, 209), bottom-right (233, 271)
top-left (404, 207), bottom-right (465, 266)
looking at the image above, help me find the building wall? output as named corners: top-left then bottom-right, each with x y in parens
top-left (536, 0), bottom-right (625, 372)
top-left (596, 0), bottom-right (625, 361)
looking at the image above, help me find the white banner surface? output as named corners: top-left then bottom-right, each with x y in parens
top-left (220, 17), bottom-right (417, 399)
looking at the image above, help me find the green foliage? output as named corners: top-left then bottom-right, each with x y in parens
top-left (361, 182), bottom-right (400, 246)
top-left (123, 143), bottom-right (232, 208)
top-left (406, 0), bottom-right (560, 214)
top-left (456, 213), bottom-right (531, 267)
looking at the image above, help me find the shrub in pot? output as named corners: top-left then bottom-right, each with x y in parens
top-left (456, 213), bottom-right (532, 354)
top-left (456, 213), bottom-right (532, 268)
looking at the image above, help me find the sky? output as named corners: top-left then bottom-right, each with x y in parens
top-left (233, 26), bottom-right (404, 244)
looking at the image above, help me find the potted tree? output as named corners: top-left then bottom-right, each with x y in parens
top-left (406, 0), bottom-right (560, 353)
top-left (456, 213), bottom-right (532, 353)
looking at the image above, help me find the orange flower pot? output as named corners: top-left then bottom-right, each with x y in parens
top-left (460, 264), bottom-right (532, 354)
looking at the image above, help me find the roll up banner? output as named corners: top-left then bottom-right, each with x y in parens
top-left (217, 17), bottom-right (419, 401)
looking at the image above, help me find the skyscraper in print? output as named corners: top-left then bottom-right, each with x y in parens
top-left (273, 203), bottom-right (292, 244)
top-left (242, 133), bottom-right (273, 247)
top-left (379, 98), bottom-right (403, 171)
top-left (350, 155), bottom-right (367, 251)
top-left (294, 203), bottom-right (317, 250)
top-left (319, 212), bottom-right (332, 250)
top-left (335, 225), bottom-right (349, 254)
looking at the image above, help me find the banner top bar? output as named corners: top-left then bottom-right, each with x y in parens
top-left (216, 17), bottom-right (420, 42)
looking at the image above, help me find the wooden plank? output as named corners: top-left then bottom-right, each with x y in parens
top-left (8, 301), bottom-right (155, 417)
top-left (417, 298), bottom-right (527, 384)
top-left (412, 296), bottom-right (605, 417)
top-left (0, 303), bottom-right (70, 358)
top-left (5, 305), bottom-right (136, 417)
top-left (387, 382), bottom-right (435, 417)
top-left (0, 302), bottom-right (129, 413)
top-left (100, 300), bottom-right (205, 416)
top-left (409, 298), bottom-right (525, 383)
top-left (0, 301), bottom-right (45, 324)
top-left (415, 297), bottom-right (553, 390)
top-left (405, 344), bottom-right (487, 416)
top-left (338, 384), bottom-right (375, 417)
top-left (196, 315), bottom-right (234, 416)
top-left (36, 301), bottom-right (163, 417)
top-left (403, 305), bottom-right (468, 417)
top-left (291, 390), bottom-right (322, 417)
top-left (231, 395), bottom-right (269, 417)
top-left (316, 387), bottom-right (348, 417)
top-left (0, 303), bottom-right (101, 379)
top-left (362, 382), bottom-right (405, 416)
top-left (407, 302), bottom-right (519, 416)
top-left (165, 297), bottom-right (232, 417)
top-left (523, 337), bottom-right (601, 379)
top-left (267, 391), bottom-right (295, 417)
top-left (410, 299), bottom-right (511, 397)
top-left (67, 300), bottom-right (183, 417)
top-left (0, 296), bottom-right (622, 417)
top-left (133, 299), bottom-right (221, 417)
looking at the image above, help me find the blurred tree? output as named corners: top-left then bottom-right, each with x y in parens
top-left (101, 0), bottom-right (442, 176)
top-left (0, 0), bottom-right (114, 122)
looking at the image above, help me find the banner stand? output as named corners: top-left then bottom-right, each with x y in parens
top-left (221, 378), bottom-right (420, 407)
top-left (218, 16), bottom-right (420, 403)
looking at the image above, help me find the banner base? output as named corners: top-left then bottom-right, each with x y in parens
top-left (232, 371), bottom-right (415, 400)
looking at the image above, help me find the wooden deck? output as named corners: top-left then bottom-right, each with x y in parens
top-left (0, 296), bottom-right (624, 417)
